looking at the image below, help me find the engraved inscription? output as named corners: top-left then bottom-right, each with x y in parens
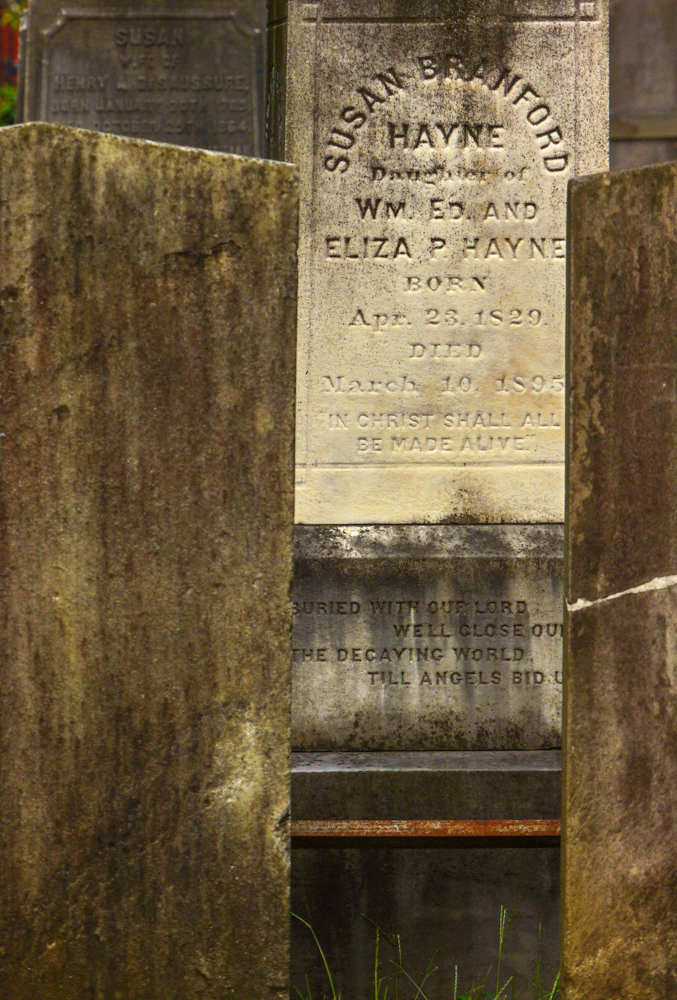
top-left (289, 5), bottom-right (607, 520)
top-left (307, 47), bottom-right (568, 469)
top-left (291, 562), bottom-right (564, 751)
top-left (41, 13), bottom-right (261, 154)
top-left (323, 56), bottom-right (568, 175)
top-left (293, 596), bottom-right (563, 682)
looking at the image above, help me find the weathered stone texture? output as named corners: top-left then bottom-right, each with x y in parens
top-left (566, 166), bottom-right (677, 601)
top-left (19, 0), bottom-right (267, 155)
top-left (293, 525), bottom-right (563, 750)
top-left (0, 123), bottom-right (297, 1000)
top-left (272, 0), bottom-right (608, 524)
top-left (563, 164), bottom-right (677, 999)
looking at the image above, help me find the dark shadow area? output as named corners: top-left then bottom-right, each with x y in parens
top-left (292, 839), bottom-right (560, 1000)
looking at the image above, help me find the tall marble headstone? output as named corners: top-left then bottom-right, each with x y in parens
top-left (563, 164), bottom-right (677, 999)
top-left (18, 0), bottom-right (266, 154)
top-left (270, 0), bottom-right (608, 753)
top-left (0, 123), bottom-right (297, 1000)
top-left (274, 2), bottom-right (608, 993)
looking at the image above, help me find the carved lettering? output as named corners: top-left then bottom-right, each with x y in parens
top-left (295, 10), bottom-right (604, 518)
top-left (292, 583), bottom-right (564, 727)
top-left (43, 16), bottom-right (258, 156)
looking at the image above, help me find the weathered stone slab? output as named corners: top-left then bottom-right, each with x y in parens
top-left (19, 0), bottom-right (266, 155)
top-left (563, 164), bottom-right (677, 999)
top-left (293, 525), bottom-right (563, 749)
top-left (0, 123), bottom-right (297, 999)
top-left (292, 749), bottom-right (561, 819)
top-left (271, 0), bottom-right (608, 524)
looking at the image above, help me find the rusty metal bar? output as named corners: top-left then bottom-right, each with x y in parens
top-left (292, 819), bottom-right (561, 838)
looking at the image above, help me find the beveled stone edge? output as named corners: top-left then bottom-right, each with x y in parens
top-left (2, 121), bottom-right (298, 177)
top-left (294, 524), bottom-right (564, 561)
top-left (570, 157), bottom-right (677, 194)
top-left (292, 750), bottom-right (562, 772)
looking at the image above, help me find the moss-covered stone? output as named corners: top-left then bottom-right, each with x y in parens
top-left (0, 123), bottom-right (297, 1000)
top-left (563, 162), bottom-right (677, 1000)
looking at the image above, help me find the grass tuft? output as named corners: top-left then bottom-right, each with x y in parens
top-left (293, 907), bottom-right (560, 1000)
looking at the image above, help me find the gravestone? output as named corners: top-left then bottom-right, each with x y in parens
top-left (270, 0), bottom-right (608, 754)
top-left (563, 164), bottom-right (677, 999)
top-left (18, 0), bottom-right (266, 155)
top-left (268, 0), bottom-right (608, 994)
top-left (0, 123), bottom-right (297, 1000)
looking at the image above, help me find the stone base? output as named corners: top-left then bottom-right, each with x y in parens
top-left (293, 525), bottom-right (564, 751)
top-left (292, 749), bottom-right (561, 820)
top-left (292, 841), bottom-right (560, 998)
top-left (292, 751), bottom-right (561, 999)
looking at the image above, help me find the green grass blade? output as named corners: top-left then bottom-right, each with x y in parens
top-left (548, 972), bottom-right (559, 1000)
top-left (292, 912), bottom-right (338, 1000)
top-left (387, 949), bottom-right (438, 1000)
top-left (362, 913), bottom-right (397, 948)
top-left (295, 904), bottom-right (561, 1000)
top-left (374, 926), bottom-right (380, 1000)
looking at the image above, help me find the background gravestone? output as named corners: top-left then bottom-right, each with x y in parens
top-left (563, 162), bottom-right (677, 1000)
top-left (0, 122), bottom-right (297, 1000)
top-left (272, 0), bottom-right (608, 755)
top-left (268, 1), bottom-right (608, 996)
top-left (18, 0), bottom-right (266, 155)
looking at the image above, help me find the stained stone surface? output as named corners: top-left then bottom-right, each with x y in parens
top-left (563, 164), bottom-right (677, 999)
top-left (270, 0), bottom-right (608, 524)
top-left (0, 123), bottom-right (297, 1000)
top-left (18, 0), bottom-right (266, 155)
top-left (291, 750), bottom-right (562, 819)
top-left (293, 525), bottom-right (563, 750)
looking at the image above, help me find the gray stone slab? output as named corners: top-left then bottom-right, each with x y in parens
top-left (292, 749), bottom-right (562, 770)
top-left (292, 750), bottom-right (561, 819)
top-left (270, 0), bottom-right (608, 524)
top-left (18, 0), bottom-right (266, 154)
top-left (0, 123), bottom-right (297, 1000)
top-left (563, 163), bottom-right (677, 998)
top-left (293, 524), bottom-right (564, 750)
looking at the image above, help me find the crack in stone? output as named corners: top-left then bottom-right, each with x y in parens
top-left (567, 573), bottom-right (677, 612)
